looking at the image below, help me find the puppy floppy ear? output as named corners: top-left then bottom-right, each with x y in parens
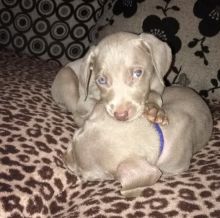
top-left (139, 33), bottom-right (172, 85)
top-left (78, 46), bottom-right (96, 100)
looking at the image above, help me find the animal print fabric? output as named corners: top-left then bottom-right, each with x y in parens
top-left (0, 49), bottom-right (220, 218)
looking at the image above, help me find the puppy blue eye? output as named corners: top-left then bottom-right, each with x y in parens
top-left (96, 75), bottom-right (107, 85)
top-left (132, 69), bottom-right (143, 78)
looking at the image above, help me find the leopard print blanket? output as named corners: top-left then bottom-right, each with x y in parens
top-left (0, 49), bottom-right (220, 218)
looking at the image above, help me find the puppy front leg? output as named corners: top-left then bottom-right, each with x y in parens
top-left (145, 75), bottom-right (168, 125)
top-left (145, 90), bottom-right (168, 125)
top-left (116, 157), bottom-right (162, 197)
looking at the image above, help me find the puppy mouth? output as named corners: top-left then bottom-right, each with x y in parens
top-left (105, 104), bottom-right (144, 122)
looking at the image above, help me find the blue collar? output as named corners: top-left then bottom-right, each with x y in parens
top-left (153, 123), bottom-right (164, 156)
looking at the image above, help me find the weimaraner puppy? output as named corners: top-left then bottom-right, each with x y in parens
top-left (51, 32), bottom-right (172, 126)
top-left (64, 86), bottom-right (213, 197)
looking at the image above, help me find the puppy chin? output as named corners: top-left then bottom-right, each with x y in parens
top-left (127, 107), bottom-right (144, 122)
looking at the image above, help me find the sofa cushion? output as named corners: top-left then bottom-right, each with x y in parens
top-left (0, 49), bottom-right (78, 217)
top-left (0, 0), bottom-right (114, 66)
top-left (98, 0), bottom-right (220, 99)
top-left (0, 48), bottom-right (220, 217)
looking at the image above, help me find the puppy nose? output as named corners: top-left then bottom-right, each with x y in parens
top-left (114, 111), bottom-right (129, 121)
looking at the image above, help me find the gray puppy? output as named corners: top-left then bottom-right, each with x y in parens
top-left (51, 32), bottom-right (172, 126)
top-left (64, 86), bottom-right (213, 197)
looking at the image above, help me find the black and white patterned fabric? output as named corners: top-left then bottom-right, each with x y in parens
top-left (99, 0), bottom-right (220, 99)
top-left (1, 0), bottom-right (220, 99)
top-left (0, 0), bottom-right (114, 66)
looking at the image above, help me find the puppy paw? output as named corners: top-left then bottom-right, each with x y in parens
top-left (144, 103), bottom-right (168, 125)
top-left (117, 157), bottom-right (162, 197)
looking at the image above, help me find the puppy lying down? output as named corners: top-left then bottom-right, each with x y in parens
top-left (64, 87), bottom-right (213, 197)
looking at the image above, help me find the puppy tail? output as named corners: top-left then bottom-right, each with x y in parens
top-left (63, 145), bottom-right (77, 173)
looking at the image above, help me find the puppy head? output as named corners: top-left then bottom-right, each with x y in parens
top-left (82, 32), bottom-right (172, 121)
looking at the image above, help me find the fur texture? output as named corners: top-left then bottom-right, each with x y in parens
top-left (51, 32), bottom-right (172, 126)
top-left (64, 87), bottom-right (213, 197)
